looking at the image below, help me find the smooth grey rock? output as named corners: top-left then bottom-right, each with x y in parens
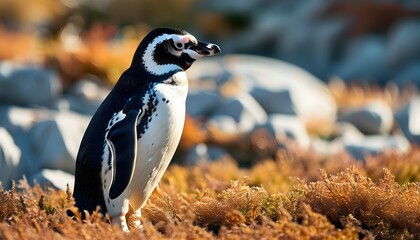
top-left (49, 78), bottom-right (109, 115)
top-left (30, 111), bottom-right (89, 174)
top-left (335, 122), bottom-right (365, 141)
top-left (395, 97), bottom-right (420, 144)
top-left (186, 58), bottom-right (230, 89)
top-left (184, 144), bottom-right (208, 165)
top-left (50, 95), bottom-right (101, 116)
top-left (311, 138), bottom-right (343, 156)
top-left (184, 144), bottom-right (229, 164)
top-left (186, 90), bottom-right (222, 117)
top-left (0, 107), bottom-right (47, 187)
top-left (69, 78), bottom-right (109, 102)
top-left (0, 127), bottom-right (21, 189)
top-left (250, 87), bottom-right (296, 115)
top-left (338, 101), bottom-right (393, 135)
top-left (207, 115), bottom-right (239, 133)
top-left (29, 169), bottom-right (75, 191)
top-left (214, 0), bottom-right (330, 56)
top-left (221, 54), bottom-right (337, 124)
top-left (200, 0), bottom-right (260, 12)
top-left (311, 122), bottom-right (364, 156)
top-left (0, 105), bottom-right (55, 131)
top-left (343, 135), bottom-right (410, 161)
top-left (334, 36), bottom-right (388, 83)
top-left (0, 105), bottom-right (36, 131)
top-left (260, 114), bottom-right (310, 149)
top-left (0, 62), bottom-right (62, 106)
top-left (386, 20), bottom-right (420, 67)
top-left (394, 61), bottom-right (420, 89)
top-left (207, 146), bottom-right (230, 161)
top-left (279, 18), bottom-right (348, 78)
top-left (212, 92), bottom-right (267, 132)
top-left (308, 19), bottom-right (349, 78)
top-left (188, 55), bottom-right (337, 125)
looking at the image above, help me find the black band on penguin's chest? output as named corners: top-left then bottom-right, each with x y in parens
top-left (136, 85), bottom-right (160, 139)
top-left (116, 68), bottom-right (180, 140)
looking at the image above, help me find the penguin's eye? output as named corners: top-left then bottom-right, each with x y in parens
top-left (174, 42), bottom-right (184, 50)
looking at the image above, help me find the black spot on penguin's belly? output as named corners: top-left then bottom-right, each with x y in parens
top-left (137, 91), bottom-right (159, 139)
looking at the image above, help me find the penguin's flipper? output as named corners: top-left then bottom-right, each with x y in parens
top-left (107, 108), bottom-right (141, 199)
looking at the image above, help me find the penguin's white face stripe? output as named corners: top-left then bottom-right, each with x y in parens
top-left (142, 33), bottom-right (198, 75)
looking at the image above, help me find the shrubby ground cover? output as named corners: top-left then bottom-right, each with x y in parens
top-left (1, 144), bottom-right (419, 239)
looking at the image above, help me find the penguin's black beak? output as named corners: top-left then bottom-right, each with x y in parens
top-left (189, 41), bottom-right (221, 56)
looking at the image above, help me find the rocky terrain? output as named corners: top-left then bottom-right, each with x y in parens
top-left (1, 54), bottom-right (419, 191)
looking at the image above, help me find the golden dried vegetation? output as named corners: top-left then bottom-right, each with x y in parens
top-left (1, 145), bottom-right (420, 239)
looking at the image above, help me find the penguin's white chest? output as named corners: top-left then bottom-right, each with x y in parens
top-left (102, 72), bottom-right (188, 216)
top-left (130, 78), bottom-right (188, 208)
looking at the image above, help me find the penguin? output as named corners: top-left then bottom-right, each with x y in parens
top-left (72, 27), bottom-right (220, 231)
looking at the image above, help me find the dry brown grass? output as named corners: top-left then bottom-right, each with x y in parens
top-left (329, 78), bottom-right (416, 110)
top-left (1, 146), bottom-right (419, 239)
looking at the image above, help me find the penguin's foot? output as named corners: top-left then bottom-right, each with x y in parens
top-left (131, 211), bottom-right (143, 230)
top-left (112, 215), bottom-right (129, 232)
top-left (127, 206), bottom-right (143, 230)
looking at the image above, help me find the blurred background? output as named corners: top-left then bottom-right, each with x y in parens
top-left (1, 0), bottom-right (420, 85)
top-left (1, 0), bottom-right (420, 190)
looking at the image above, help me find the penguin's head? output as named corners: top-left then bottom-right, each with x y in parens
top-left (132, 27), bottom-right (221, 75)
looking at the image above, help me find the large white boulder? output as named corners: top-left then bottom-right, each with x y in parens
top-left (30, 111), bottom-right (90, 174)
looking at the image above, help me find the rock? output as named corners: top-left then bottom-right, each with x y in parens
top-left (259, 114), bottom-right (310, 149)
top-left (279, 18), bottom-right (348, 78)
top-left (30, 111), bottom-right (90, 174)
top-left (212, 92), bottom-right (267, 132)
top-left (334, 36), bottom-right (388, 84)
top-left (386, 20), bottom-right (420, 67)
top-left (338, 101), bottom-right (393, 135)
top-left (48, 78), bottom-right (109, 115)
top-left (50, 95), bottom-right (101, 116)
top-left (0, 105), bottom-right (55, 131)
top-left (186, 90), bottom-right (222, 117)
top-left (0, 127), bottom-right (21, 189)
top-left (183, 144), bottom-right (207, 165)
top-left (207, 115), bottom-right (239, 133)
top-left (199, 0), bottom-right (260, 12)
top-left (250, 87), bottom-right (296, 115)
top-left (0, 118), bottom-right (41, 189)
top-left (207, 146), bottom-right (230, 161)
top-left (186, 58), bottom-right (231, 89)
top-left (394, 61), bottom-right (420, 89)
top-left (308, 19), bottom-right (349, 78)
top-left (311, 138), bottom-right (343, 156)
top-left (184, 144), bottom-right (229, 164)
top-left (343, 135), bottom-right (410, 161)
top-left (222, 54), bottom-right (337, 124)
top-left (335, 122), bottom-right (365, 141)
top-left (395, 97), bottom-right (420, 144)
top-left (0, 105), bottom-right (36, 131)
top-left (312, 122), bottom-right (364, 156)
top-left (69, 77), bottom-right (109, 102)
top-left (0, 62), bottom-right (62, 106)
top-left (29, 169), bottom-right (75, 191)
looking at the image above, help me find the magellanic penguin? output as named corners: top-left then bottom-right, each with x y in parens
top-left (72, 27), bottom-right (220, 231)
